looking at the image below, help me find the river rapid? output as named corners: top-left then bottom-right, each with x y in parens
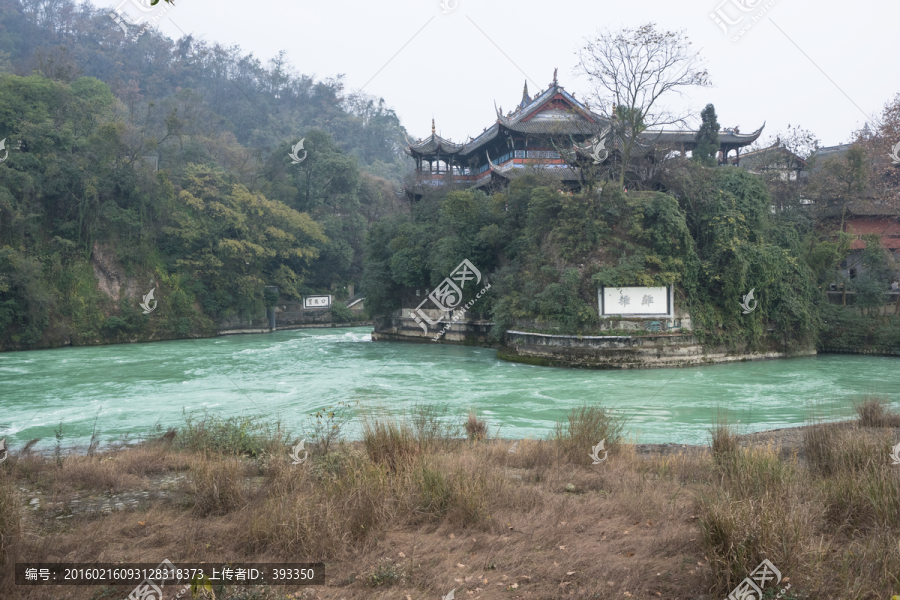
top-left (0, 327), bottom-right (897, 451)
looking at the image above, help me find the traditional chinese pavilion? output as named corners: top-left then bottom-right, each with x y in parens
top-left (404, 71), bottom-right (765, 197)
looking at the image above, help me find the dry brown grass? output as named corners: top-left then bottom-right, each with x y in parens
top-left (854, 395), bottom-right (900, 428)
top-left (554, 402), bottom-right (625, 465)
top-left (0, 471), bottom-right (23, 570)
top-left (248, 450), bottom-right (391, 559)
top-left (187, 457), bottom-right (250, 517)
top-left (1, 402), bottom-right (899, 600)
top-left (52, 455), bottom-right (144, 494)
top-left (709, 412), bottom-right (738, 462)
top-left (698, 445), bottom-right (806, 592)
top-left (361, 414), bottom-right (420, 472)
top-left (465, 411), bottom-right (487, 442)
top-left (804, 421), bottom-right (890, 477)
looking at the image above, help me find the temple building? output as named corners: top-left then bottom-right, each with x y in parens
top-left (404, 71), bottom-right (765, 197)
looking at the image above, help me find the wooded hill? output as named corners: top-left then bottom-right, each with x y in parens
top-left (0, 0), bottom-right (411, 349)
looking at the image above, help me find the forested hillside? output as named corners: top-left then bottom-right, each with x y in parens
top-left (0, 0), bottom-right (411, 349)
top-left (364, 166), bottom-right (829, 352)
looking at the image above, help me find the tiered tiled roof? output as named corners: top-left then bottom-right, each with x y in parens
top-left (405, 78), bottom-right (764, 162)
top-left (404, 76), bottom-right (765, 198)
top-left (404, 79), bottom-right (606, 160)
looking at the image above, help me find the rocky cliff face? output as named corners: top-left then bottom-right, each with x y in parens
top-left (90, 241), bottom-right (144, 303)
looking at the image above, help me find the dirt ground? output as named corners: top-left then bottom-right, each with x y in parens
top-left (3, 420), bottom-right (899, 600)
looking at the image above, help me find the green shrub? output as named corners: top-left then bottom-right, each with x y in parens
top-left (365, 559), bottom-right (402, 587)
top-left (304, 401), bottom-right (356, 455)
top-left (101, 316), bottom-right (128, 332)
top-left (174, 409), bottom-right (288, 457)
top-left (819, 304), bottom-right (900, 352)
top-left (329, 301), bottom-right (353, 323)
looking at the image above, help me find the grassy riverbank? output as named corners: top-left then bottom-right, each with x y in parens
top-left (2, 401), bottom-right (899, 600)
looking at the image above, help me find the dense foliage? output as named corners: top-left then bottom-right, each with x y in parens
top-left (0, 0), bottom-right (409, 177)
top-left (692, 104), bottom-right (720, 167)
top-left (0, 0), bottom-right (412, 348)
top-left (365, 164), bottom-right (825, 352)
top-left (669, 165), bottom-right (820, 348)
top-left (1, 0), bottom-right (895, 355)
top-left (819, 305), bottom-right (900, 353)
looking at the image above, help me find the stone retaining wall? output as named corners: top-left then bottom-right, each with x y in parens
top-left (371, 314), bottom-right (498, 346)
top-left (818, 346), bottom-right (900, 357)
top-left (502, 330), bottom-right (815, 369)
top-left (371, 314), bottom-right (815, 368)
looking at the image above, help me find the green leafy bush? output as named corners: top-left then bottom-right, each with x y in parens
top-left (329, 301), bottom-right (354, 323)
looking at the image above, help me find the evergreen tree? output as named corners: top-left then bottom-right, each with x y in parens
top-left (693, 104), bottom-right (720, 167)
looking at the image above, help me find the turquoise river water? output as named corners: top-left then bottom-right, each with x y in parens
top-left (0, 327), bottom-right (898, 451)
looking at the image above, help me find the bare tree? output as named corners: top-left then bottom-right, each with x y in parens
top-left (575, 23), bottom-right (711, 186)
top-left (807, 146), bottom-right (871, 220)
top-left (855, 93), bottom-right (900, 202)
top-left (748, 124), bottom-right (820, 161)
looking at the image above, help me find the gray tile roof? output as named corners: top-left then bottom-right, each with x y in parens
top-left (809, 143), bottom-right (854, 173)
top-left (643, 124), bottom-right (765, 147)
top-left (732, 140), bottom-right (807, 171)
top-left (405, 80), bottom-right (764, 161)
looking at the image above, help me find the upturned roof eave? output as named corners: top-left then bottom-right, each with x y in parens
top-left (641, 122), bottom-right (766, 147)
top-left (405, 133), bottom-right (466, 156)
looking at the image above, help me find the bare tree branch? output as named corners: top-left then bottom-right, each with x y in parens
top-left (575, 23), bottom-right (711, 186)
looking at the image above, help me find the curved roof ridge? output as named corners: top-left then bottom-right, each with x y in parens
top-left (641, 123), bottom-right (766, 146)
top-left (486, 150), bottom-right (515, 174)
top-left (403, 129), bottom-right (466, 156)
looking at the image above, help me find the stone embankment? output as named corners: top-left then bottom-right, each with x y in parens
top-left (500, 330), bottom-right (815, 369)
top-left (372, 314), bottom-right (815, 369)
top-left (219, 321), bottom-right (371, 336)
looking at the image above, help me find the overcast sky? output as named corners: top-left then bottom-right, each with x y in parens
top-left (102, 0), bottom-right (894, 150)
